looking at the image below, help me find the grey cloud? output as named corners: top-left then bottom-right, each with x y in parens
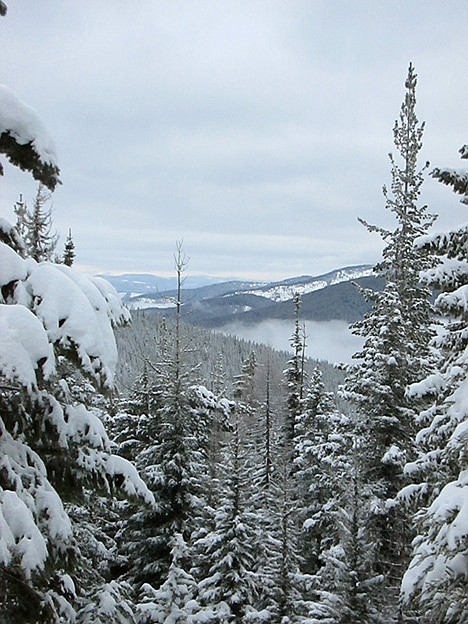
top-left (1, 1), bottom-right (468, 279)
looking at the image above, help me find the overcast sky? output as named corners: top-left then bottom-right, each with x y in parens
top-left (1, 1), bottom-right (467, 280)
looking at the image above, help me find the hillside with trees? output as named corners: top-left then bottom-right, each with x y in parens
top-left (1, 4), bottom-right (468, 621)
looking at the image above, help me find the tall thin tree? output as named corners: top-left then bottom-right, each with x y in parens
top-left (343, 63), bottom-right (436, 618)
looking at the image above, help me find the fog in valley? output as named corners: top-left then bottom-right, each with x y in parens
top-left (219, 319), bottom-right (364, 364)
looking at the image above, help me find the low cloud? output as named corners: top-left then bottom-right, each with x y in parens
top-left (219, 319), bottom-right (364, 365)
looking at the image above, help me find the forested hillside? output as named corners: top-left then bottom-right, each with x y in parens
top-left (2, 5), bottom-right (468, 623)
top-left (115, 310), bottom-right (343, 400)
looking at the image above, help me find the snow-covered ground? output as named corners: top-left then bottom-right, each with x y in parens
top-left (244, 266), bottom-right (373, 302)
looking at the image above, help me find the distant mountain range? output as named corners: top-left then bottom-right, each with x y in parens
top-left (96, 273), bottom-right (232, 296)
top-left (101, 265), bottom-right (382, 327)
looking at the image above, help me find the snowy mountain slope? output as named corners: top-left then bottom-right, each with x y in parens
top-left (98, 273), bottom-right (234, 297)
top-left (123, 265), bottom-right (372, 307)
top-left (127, 280), bottom-right (265, 307)
top-left (139, 273), bottom-right (383, 327)
top-left (210, 275), bottom-right (381, 326)
top-left (242, 265), bottom-right (373, 302)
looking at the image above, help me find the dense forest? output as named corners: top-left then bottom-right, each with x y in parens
top-left (1, 5), bottom-right (468, 623)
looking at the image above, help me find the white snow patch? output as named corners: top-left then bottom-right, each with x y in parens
top-left (0, 84), bottom-right (58, 167)
top-left (0, 303), bottom-right (55, 387)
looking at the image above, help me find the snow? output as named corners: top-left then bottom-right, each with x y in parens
top-left (102, 454), bottom-right (156, 505)
top-left (130, 297), bottom-right (176, 310)
top-left (0, 240), bottom-right (27, 286)
top-left (381, 444), bottom-right (404, 465)
top-left (0, 84), bottom-right (58, 167)
top-left (0, 303), bottom-right (55, 387)
top-left (0, 231), bottom-right (155, 590)
top-left (90, 275), bottom-right (131, 327)
top-left (402, 470), bottom-right (468, 602)
top-left (36, 484), bottom-right (73, 541)
top-left (407, 372), bottom-right (446, 399)
top-left (420, 257), bottom-right (468, 288)
top-left (25, 263), bottom-right (120, 384)
top-left (244, 266), bottom-right (373, 302)
top-left (0, 489), bottom-right (48, 577)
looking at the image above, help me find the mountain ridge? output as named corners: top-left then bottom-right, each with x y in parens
top-left (104, 264), bottom-right (380, 326)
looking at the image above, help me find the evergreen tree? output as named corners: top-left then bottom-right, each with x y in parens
top-left (266, 456), bottom-right (310, 624)
top-left (294, 367), bottom-right (345, 576)
top-left (76, 581), bottom-right (137, 624)
top-left (0, 234), bottom-right (153, 622)
top-left (136, 534), bottom-right (200, 624)
top-left (63, 228), bottom-right (76, 266)
top-left (284, 293), bottom-right (306, 446)
top-left (342, 64), bottom-right (435, 618)
top-left (401, 145), bottom-right (468, 622)
top-left (0, 85), bottom-right (60, 190)
top-left (0, 51), bottom-right (150, 620)
top-left (22, 183), bottom-right (59, 262)
top-left (197, 411), bottom-right (261, 623)
top-left (315, 452), bottom-right (383, 624)
top-left (118, 243), bottom-right (232, 600)
top-left (13, 193), bottom-right (28, 245)
top-left (210, 353), bottom-right (226, 396)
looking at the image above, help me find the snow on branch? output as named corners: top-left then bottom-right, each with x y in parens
top-left (0, 304), bottom-right (55, 388)
top-left (24, 263), bottom-right (124, 386)
top-left (0, 416), bottom-right (72, 576)
top-left (0, 84), bottom-right (60, 190)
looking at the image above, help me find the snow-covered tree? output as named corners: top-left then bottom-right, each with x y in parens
top-left (284, 293), bottom-right (306, 446)
top-left (136, 534), bottom-right (200, 624)
top-left (63, 228), bottom-right (76, 266)
top-left (118, 245), bottom-right (233, 601)
top-left (13, 193), bottom-right (28, 244)
top-left (76, 580), bottom-right (137, 624)
top-left (0, 56), bottom-right (152, 621)
top-left (197, 411), bottom-right (261, 623)
top-left (0, 236), bottom-right (155, 622)
top-left (342, 64), bottom-right (436, 617)
top-left (401, 145), bottom-right (468, 622)
top-left (294, 367), bottom-right (345, 575)
top-left (308, 451), bottom-right (383, 624)
top-left (23, 183), bottom-right (59, 262)
top-left (0, 84), bottom-right (60, 191)
top-left (265, 456), bottom-right (309, 624)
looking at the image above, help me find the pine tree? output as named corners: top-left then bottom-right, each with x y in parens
top-left (23, 183), bottom-right (59, 262)
top-left (342, 64), bottom-right (435, 617)
top-left (401, 145), bottom-right (468, 622)
top-left (0, 55), bottom-right (151, 620)
top-left (63, 228), bottom-right (76, 266)
top-left (284, 293), bottom-right (306, 446)
top-left (294, 367), bottom-right (345, 576)
top-left (136, 534), bottom-right (200, 624)
top-left (197, 411), bottom-right (261, 623)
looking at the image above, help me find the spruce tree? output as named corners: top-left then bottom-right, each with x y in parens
top-left (342, 63), bottom-right (436, 618)
top-left (13, 193), bottom-right (28, 246)
top-left (197, 410), bottom-right (261, 623)
top-left (63, 228), bottom-right (76, 266)
top-left (294, 367), bottom-right (345, 576)
top-left (136, 534), bottom-right (200, 624)
top-left (0, 35), bottom-right (151, 619)
top-left (284, 293), bottom-right (306, 446)
top-left (118, 243), bottom-right (232, 602)
top-left (401, 145), bottom-right (468, 622)
top-left (22, 183), bottom-right (59, 262)
top-left (0, 233), bottom-right (153, 622)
